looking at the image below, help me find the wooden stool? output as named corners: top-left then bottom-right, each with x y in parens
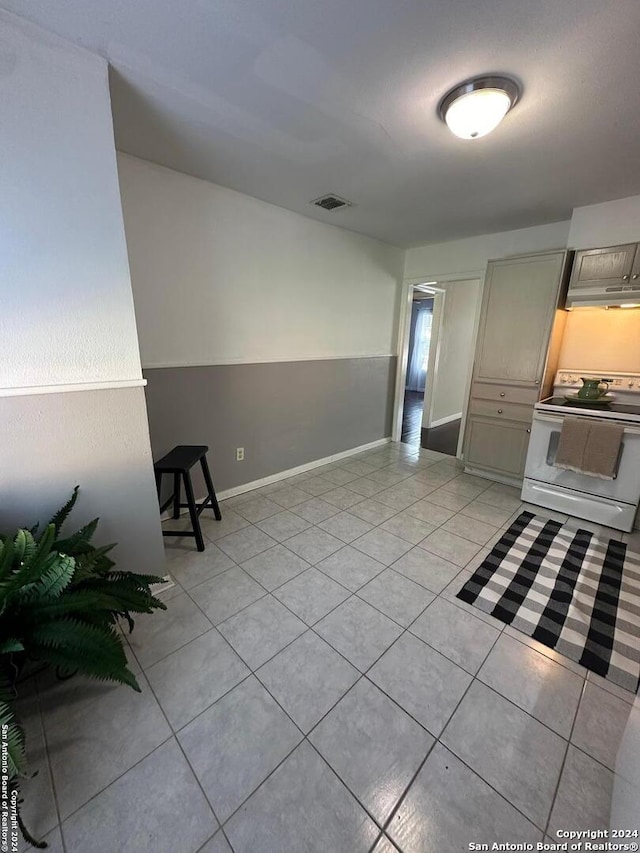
top-left (154, 445), bottom-right (221, 552)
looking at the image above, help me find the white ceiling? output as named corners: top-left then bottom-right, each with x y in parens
top-left (5, 0), bottom-right (640, 247)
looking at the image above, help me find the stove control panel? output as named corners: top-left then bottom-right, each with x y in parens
top-left (556, 371), bottom-right (640, 393)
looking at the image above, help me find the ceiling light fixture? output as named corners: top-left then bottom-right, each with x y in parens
top-left (438, 76), bottom-right (520, 140)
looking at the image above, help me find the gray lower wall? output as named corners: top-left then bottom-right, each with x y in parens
top-left (0, 387), bottom-right (165, 575)
top-left (144, 357), bottom-right (397, 494)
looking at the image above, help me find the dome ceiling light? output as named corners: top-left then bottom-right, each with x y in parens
top-left (438, 76), bottom-right (520, 140)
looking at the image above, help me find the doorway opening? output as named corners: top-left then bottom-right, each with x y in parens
top-left (401, 290), bottom-right (434, 445)
top-left (393, 278), bottom-right (482, 457)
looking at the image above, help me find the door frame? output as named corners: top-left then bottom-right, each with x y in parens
top-left (392, 271), bottom-right (485, 455)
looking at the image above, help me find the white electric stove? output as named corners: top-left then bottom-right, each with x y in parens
top-left (522, 370), bottom-right (640, 532)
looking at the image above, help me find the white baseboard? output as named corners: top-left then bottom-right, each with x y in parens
top-left (151, 575), bottom-right (176, 596)
top-left (428, 412), bottom-right (462, 429)
top-left (159, 436), bottom-right (393, 519)
top-left (217, 437), bottom-right (392, 501)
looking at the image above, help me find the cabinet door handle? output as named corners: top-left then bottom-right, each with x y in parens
top-left (623, 274), bottom-right (630, 281)
top-left (633, 274), bottom-right (639, 280)
top-left (526, 428), bottom-right (531, 433)
top-left (500, 392), bottom-right (506, 397)
top-left (497, 409), bottom-right (503, 414)
top-left (535, 380), bottom-right (540, 385)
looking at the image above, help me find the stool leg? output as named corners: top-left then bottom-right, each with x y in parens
top-left (183, 471), bottom-right (205, 551)
top-left (201, 455), bottom-right (222, 520)
top-left (172, 472), bottom-right (181, 519)
top-left (154, 470), bottom-right (163, 503)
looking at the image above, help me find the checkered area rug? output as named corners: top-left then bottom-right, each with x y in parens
top-left (457, 511), bottom-right (640, 692)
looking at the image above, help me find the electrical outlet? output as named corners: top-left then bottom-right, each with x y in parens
top-left (236, 447), bottom-right (245, 462)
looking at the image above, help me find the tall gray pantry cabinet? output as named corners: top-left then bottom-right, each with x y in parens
top-left (463, 250), bottom-right (572, 484)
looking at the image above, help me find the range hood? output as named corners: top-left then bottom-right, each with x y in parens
top-left (565, 282), bottom-right (640, 308)
top-left (565, 284), bottom-right (640, 308)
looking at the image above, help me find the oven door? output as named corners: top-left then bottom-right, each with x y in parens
top-left (524, 411), bottom-right (640, 504)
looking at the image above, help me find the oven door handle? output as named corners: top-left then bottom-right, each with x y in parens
top-left (533, 413), bottom-right (640, 435)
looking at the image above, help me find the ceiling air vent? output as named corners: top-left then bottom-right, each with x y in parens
top-left (311, 194), bottom-right (352, 211)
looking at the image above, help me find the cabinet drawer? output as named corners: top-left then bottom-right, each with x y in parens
top-left (469, 398), bottom-right (534, 423)
top-left (471, 383), bottom-right (539, 405)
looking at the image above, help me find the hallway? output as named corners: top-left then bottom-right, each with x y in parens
top-left (401, 391), bottom-right (460, 457)
top-left (400, 391), bottom-right (425, 446)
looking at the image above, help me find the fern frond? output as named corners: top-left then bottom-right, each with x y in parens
top-left (30, 589), bottom-right (123, 618)
top-left (0, 700), bottom-right (27, 779)
top-left (74, 544), bottom-right (116, 569)
top-left (55, 518), bottom-right (99, 555)
top-left (13, 530), bottom-right (26, 565)
top-left (31, 554), bottom-right (76, 601)
top-left (47, 486), bottom-right (79, 535)
top-left (7, 547), bottom-right (58, 594)
top-left (28, 619), bottom-right (139, 690)
top-left (21, 530), bottom-right (37, 564)
top-left (107, 571), bottom-right (167, 586)
top-left (0, 486), bottom-right (169, 848)
top-left (17, 808), bottom-right (46, 850)
top-left (29, 644), bottom-right (140, 692)
top-left (0, 536), bottom-right (14, 579)
top-left (75, 579), bottom-right (167, 615)
top-left (0, 639), bottom-right (24, 654)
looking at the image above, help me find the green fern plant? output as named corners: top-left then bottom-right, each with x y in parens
top-left (0, 487), bottom-right (167, 848)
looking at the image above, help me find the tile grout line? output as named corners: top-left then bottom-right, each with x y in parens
top-left (296, 565), bottom-right (512, 835)
top-left (378, 627), bottom-right (504, 844)
top-left (158, 488), bottom-right (520, 735)
top-left (52, 669), bottom-right (178, 841)
top-left (216, 590), bottom-right (444, 837)
top-left (166, 516), bottom-right (480, 841)
top-left (29, 676), bottom-right (69, 853)
top-left (146, 506), bottom-right (615, 843)
top-left (162, 465), bottom-right (588, 732)
top-left (37, 446), bottom-right (623, 851)
top-left (379, 614), bottom-right (568, 843)
top-left (542, 675), bottom-right (589, 840)
top-left (196, 451), bottom-right (628, 840)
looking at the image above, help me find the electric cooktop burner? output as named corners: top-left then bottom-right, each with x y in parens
top-left (541, 397), bottom-right (640, 416)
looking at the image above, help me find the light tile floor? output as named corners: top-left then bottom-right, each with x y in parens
top-left (19, 442), bottom-right (640, 853)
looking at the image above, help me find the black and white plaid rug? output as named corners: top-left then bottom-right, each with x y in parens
top-left (457, 511), bottom-right (640, 692)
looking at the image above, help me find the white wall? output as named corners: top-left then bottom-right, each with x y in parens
top-left (568, 195), bottom-right (640, 248)
top-left (0, 12), bottom-right (163, 572)
top-left (1, 388), bottom-right (162, 573)
top-left (0, 11), bottom-right (142, 390)
top-left (428, 280), bottom-right (480, 426)
top-left (404, 195), bottom-right (640, 283)
top-left (117, 154), bottom-right (405, 368)
top-left (404, 221), bottom-right (571, 282)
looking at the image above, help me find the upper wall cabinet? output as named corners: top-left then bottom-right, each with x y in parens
top-left (566, 243), bottom-right (640, 307)
top-left (474, 251), bottom-right (569, 386)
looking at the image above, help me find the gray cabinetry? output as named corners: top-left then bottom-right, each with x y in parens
top-left (463, 250), bottom-right (570, 485)
top-left (566, 243), bottom-right (640, 307)
top-left (464, 416), bottom-right (531, 480)
top-left (474, 252), bottom-right (566, 386)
